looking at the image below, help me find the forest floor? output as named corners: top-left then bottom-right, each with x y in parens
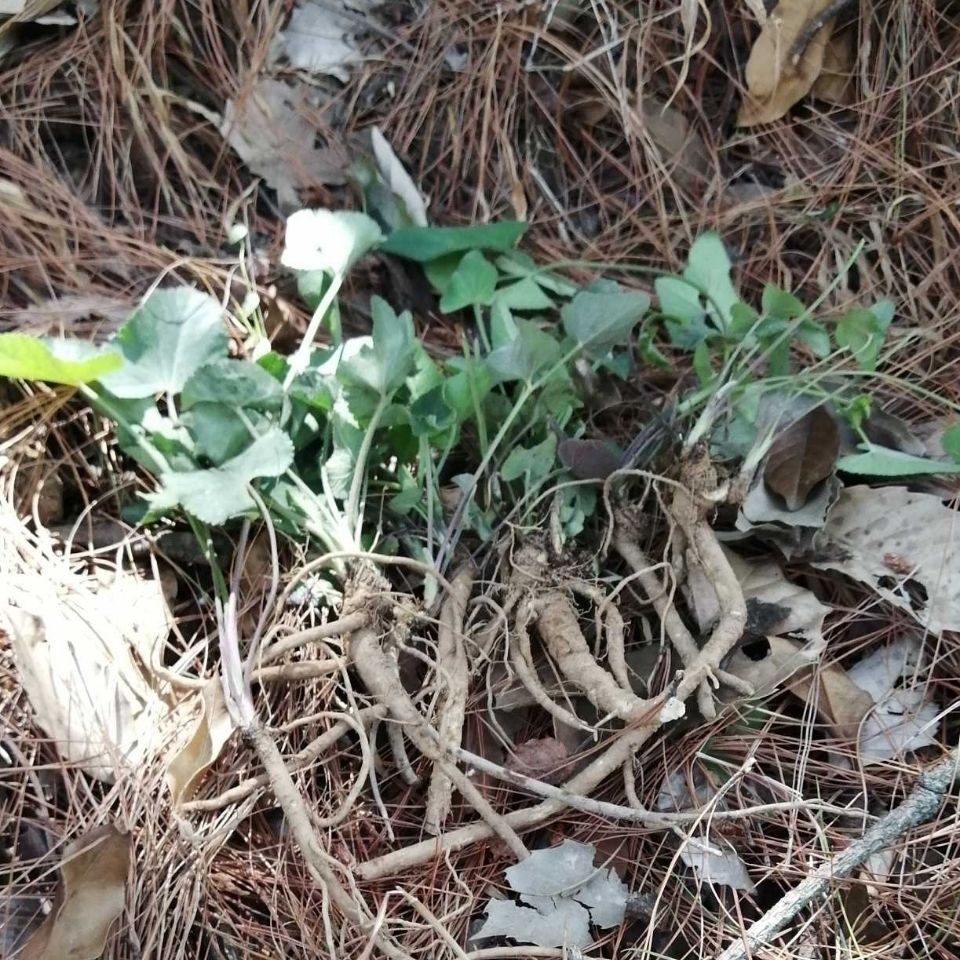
top-left (1, 2), bottom-right (960, 959)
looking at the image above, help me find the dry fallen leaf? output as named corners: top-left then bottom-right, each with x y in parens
top-left (810, 26), bottom-right (855, 105)
top-left (19, 824), bottom-right (130, 960)
top-left (270, 0), bottom-right (375, 81)
top-left (739, 0), bottom-right (839, 126)
top-left (2, 513), bottom-right (173, 782)
top-left (166, 678), bottom-right (235, 808)
top-left (788, 659), bottom-right (875, 742)
top-left (222, 79), bottom-right (347, 208)
top-left (637, 97), bottom-right (711, 191)
top-left (763, 405), bottom-right (839, 511)
top-left (724, 636), bottom-right (825, 698)
top-left (813, 485), bottom-right (960, 634)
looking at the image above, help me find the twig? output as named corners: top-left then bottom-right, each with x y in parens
top-left (789, 0), bottom-right (858, 66)
top-left (715, 746), bottom-right (960, 960)
top-left (425, 564), bottom-right (475, 832)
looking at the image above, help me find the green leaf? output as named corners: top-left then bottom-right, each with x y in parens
top-left (181, 402), bottom-right (253, 465)
top-left (835, 300), bottom-right (894, 371)
top-left (340, 296), bottom-right (416, 397)
top-left (443, 355), bottom-right (493, 421)
top-left (423, 254), bottom-right (462, 294)
top-left (761, 284), bottom-right (805, 320)
top-left (100, 287), bottom-right (228, 398)
top-left (501, 433), bottom-right (557, 485)
top-left (281, 209), bottom-right (383, 275)
top-left (439, 250), bottom-right (498, 312)
top-left (683, 233), bottom-right (739, 331)
top-left (493, 277), bottom-right (555, 311)
top-left (147, 428), bottom-right (294, 524)
top-left (692, 339), bottom-right (714, 386)
top-left (796, 320), bottom-right (831, 358)
top-left (495, 250), bottom-right (578, 297)
top-left (181, 358), bottom-right (283, 412)
top-left (656, 276), bottom-right (711, 347)
top-left (561, 285), bottom-right (649, 358)
top-left (0, 334), bottom-right (122, 386)
top-left (389, 467), bottom-right (422, 515)
top-left (636, 323), bottom-right (672, 371)
top-left (485, 319), bottom-right (561, 383)
top-left (836, 443), bottom-right (960, 477)
top-left (942, 423), bottom-right (960, 462)
top-left (380, 221), bottom-right (526, 262)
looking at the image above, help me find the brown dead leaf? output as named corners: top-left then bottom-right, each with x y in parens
top-left (166, 678), bottom-right (235, 808)
top-left (810, 26), bottom-right (855, 105)
top-left (724, 637), bottom-right (826, 698)
top-left (222, 79), bottom-right (347, 208)
top-left (20, 824), bottom-right (130, 960)
top-left (763, 405), bottom-right (839, 510)
top-left (638, 97), bottom-right (711, 191)
top-left (788, 661), bottom-right (874, 741)
top-left (739, 0), bottom-right (838, 126)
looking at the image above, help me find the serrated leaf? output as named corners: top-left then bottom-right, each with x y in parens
top-left (148, 428), bottom-right (294, 524)
top-left (0, 333), bottom-right (121, 386)
top-left (836, 444), bottom-right (960, 477)
top-left (181, 358), bottom-right (283, 412)
top-left (281, 208), bottom-right (383, 275)
top-left (339, 296), bottom-right (416, 397)
top-left (100, 287), bottom-right (228, 398)
top-left (381, 221), bottom-right (526, 262)
top-left (763, 406), bottom-right (839, 510)
top-left (835, 300), bottom-right (894, 371)
top-left (439, 250), bottom-right (498, 312)
top-left (683, 233), bottom-right (739, 331)
top-left (561, 285), bottom-right (649, 358)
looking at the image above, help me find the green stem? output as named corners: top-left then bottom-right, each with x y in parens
top-left (346, 393), bottom-right (389, 541)
top-left (283, 271), bottom-right (344, 390)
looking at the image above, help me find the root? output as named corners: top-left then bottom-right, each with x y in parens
top-left (349, 624), bottom-right (528, 861)
top-left (613, 521), bottom-right (752, 720)
top-left (425, 564), bottom-right (475, 832)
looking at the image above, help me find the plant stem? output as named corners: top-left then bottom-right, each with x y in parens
top-left (283, 271), bottom-right (344, 390)
top-left (347, 393), bottom-right (389, 541)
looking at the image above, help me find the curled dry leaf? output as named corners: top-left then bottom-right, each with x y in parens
top-left (724, 636), bottom-right (825, 699)
top-left (637, 97), bottom-right (711, 191)
top-left (370, 126), bottom-right (428, 227)
top-left (167, 678), bottom-right (235, 809)
top-left (788, 660), bottom-right (874, 742)
top-left (19, 824), bottom-right (130, 960)
top-left (738, 0), bottom-right (839, 126)
top-left (1, 515), bottom-right (173, 782)
top-left (763, 405), bottom-right (839, 511)
top-left (810, 26), bottom-right (855, 105)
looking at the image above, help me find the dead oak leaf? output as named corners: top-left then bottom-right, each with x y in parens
top-left (739, 0), bottom-right (839, 126)
top-left (222, 79), bottom-right (347, 208)
top-left (763, 405), bottom-right (839, 511)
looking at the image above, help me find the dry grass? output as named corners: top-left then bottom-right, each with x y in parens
top-left (2, 1), bottom-right (960, 958)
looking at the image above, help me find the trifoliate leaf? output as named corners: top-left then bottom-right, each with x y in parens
top-left (561, 285), bottom-right (649, 358)
top-left (0, 333), bottom-right (121, 386)
top-left (439, 250), bottom-right (498, 312)
top-left (100, 287), bottom-right (228, 398)
top-left (181, 358), bottom-right (283, 412)
top-left (380, 221), bottom-right (526, 262)
top-left (147, 428), bottom-right (293, 524)
top-left (493, 277), bottom-right (555, 311)
top-left (339, 296), bottom-right (416, 397)
top-left (682, 232), bottom-right (739, 331)
top-left (281, 208), bottom-right (383, 275)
